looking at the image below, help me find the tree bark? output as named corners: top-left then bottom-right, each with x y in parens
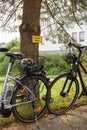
top-left (20, 0), bottom-right (42, 62)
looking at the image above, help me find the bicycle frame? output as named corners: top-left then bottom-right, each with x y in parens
top-left (74, 60), bottom-right (87, 93)
top-left (0, 58), bottom-right (36, 110)
top-left (67, 42), bottom-right (87, 95)
top-left (0, 50), bottom-right (47, 126)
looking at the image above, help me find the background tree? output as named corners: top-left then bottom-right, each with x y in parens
top-left (0, 0), bottom-right (87, 59)
top-left (41, 0), bottom-right (87, 43)
top-left (20, 0), bottom-right (42, 61)
top-left (0, 0), bottom-right (42, 61)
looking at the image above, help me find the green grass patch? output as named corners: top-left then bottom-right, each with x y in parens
top-left (48, 75), bottom-right (87, 113)
top-left (0, 75), bottom-right (87, 127)
top-left (0, 114), bottom-right (15, 127)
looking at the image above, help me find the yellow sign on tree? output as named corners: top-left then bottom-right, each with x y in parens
top-left (32, 35), bottom-right (42, 43)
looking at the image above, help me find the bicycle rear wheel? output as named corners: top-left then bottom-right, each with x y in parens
top-left (11, 74), bottom-right (48, 123)
top-left (46, 73), bottom-right (79, 115)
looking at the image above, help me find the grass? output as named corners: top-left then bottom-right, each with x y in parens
top-left (0, 79), bottom-right (16, 127)
top-left (0, 114), bottom-right (15, 127)
top-left (0, 78), bottom-right (47, 127)
top-left (0, 75), bottom-right (87, 127)
top-left (48, 77), bottom-right (78, 111)
top-left (47, 75), bottom-right (87, 113)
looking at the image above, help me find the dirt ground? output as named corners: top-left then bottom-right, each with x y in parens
top-left (0, 104), bottom-right (87, 130)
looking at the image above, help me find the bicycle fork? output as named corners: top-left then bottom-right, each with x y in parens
top-left (60, 77), bottom-right (74, 97)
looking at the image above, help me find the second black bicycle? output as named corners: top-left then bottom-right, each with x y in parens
top-left (46, 42), bottom-right (87, 115)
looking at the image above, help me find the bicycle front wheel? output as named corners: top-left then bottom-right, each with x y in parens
top-left (11, 74), bottom-right (48, 123)
top-left (46, 73), bottom-right (79, 115)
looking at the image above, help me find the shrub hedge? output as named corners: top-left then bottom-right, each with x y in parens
top-left (41, 54), bottom-right (69, 75)
top-left (0, 38), bottom-right (70, 76)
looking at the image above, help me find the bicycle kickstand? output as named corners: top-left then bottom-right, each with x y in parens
top-left (32, 101), bottom-right (40, 129)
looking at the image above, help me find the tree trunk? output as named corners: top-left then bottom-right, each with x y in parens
top-left (20, 0), bottom-right (42, 62)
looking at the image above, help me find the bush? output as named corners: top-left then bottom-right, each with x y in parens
top-left (0, 38), bottom-right (70, 76)
top-left (41, 54), bottom-right (69, 75)
top-left (0, 38), bottom-right (20, 76)
top-left (7, 38), bottom-right (20, 52)
top-left (0, 55), bottom-right (9, 76)
top-left (0, 52), bottom-right (69, 76)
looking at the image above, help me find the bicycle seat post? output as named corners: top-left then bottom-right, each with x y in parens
top-left (2, 57), bottom-right (15, 100)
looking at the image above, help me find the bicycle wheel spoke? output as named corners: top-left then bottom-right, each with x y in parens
top-left (11, 74), bottom-right (48, 123)
top-left (47, 73), bottom-right (78, 115)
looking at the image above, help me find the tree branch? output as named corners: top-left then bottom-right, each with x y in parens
top-left (0, 0), bottom-right (22, 29)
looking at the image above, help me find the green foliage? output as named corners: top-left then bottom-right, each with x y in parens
top-left (0, 114), bottom-right (15, 127)
top-left (41, 54), bottom-right (69, 75)
top-left (0, 38), bottom-right (69, 76)
top-left (0, 56), bottom-right (9, 76)
top-left (0, 38), bottom-right (20, 76)
top-left (1, 38), bottom-right (87, 76)
top-left (7, 38), bottom-right (20, 52)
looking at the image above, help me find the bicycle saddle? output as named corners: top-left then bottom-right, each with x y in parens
top-left (5, 52), bottom-right (25, 59)
top-left (0, 48), bottom-right (9, 52)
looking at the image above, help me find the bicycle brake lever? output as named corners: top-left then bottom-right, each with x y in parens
top-left (85, 47), bottom-right (87, 51)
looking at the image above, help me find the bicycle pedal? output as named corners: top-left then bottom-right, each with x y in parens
top-left (60, 92), bottom-right (68, 97)
top-left (42, 96), bottom-right (53, 103)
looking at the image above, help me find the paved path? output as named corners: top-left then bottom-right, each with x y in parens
top-left (0, 105), bottom-right (87, 130)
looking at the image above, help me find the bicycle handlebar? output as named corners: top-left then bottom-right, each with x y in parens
top-left (68, 42), bottom-right (87, 59)
top-left (68, 42), bottom-right (87, 51)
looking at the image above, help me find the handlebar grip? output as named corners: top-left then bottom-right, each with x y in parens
top-left (0, 48), bottom-right (9, 52)
top-left (83, 46), bottom-right (87, 50)
top-left (68, 42), bottom-right (84, 50)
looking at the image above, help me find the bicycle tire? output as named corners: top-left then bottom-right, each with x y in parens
top-left (11, 74), bottom-right (48, 123)
top-left (46, 73), bottom-right (79, 115)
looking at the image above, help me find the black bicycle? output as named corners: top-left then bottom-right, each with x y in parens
top-left (0, 48), bottom-right (49, 125)
top-left (46, 42), bottom-right (87, 115)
